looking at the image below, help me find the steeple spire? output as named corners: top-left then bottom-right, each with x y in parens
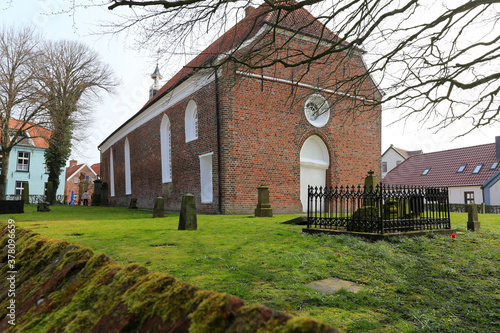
top-left (149, 49), bottom-right (163, 99)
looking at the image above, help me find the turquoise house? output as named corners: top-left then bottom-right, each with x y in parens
top-left (3, 120), bottom-right (65, 202)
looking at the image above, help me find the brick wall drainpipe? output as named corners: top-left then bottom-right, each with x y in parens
top-left (215, 68), bottom-right (223, 214)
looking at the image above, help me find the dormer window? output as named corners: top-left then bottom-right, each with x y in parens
top-left (491, 161), bottom-right (499, 170)
top-left (472, 164), bottom-right (483, 174)
top-left (421, 168), bottom-right (431, 176)
top-left (456, 164), bottom-right (467, 173)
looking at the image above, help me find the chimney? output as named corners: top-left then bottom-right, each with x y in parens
top-left (496, 136), bottom-right (500, 160)
top-left (69, 160), bottom-right (77, 168)
top-left (245, 6), bottom-right (255, 17)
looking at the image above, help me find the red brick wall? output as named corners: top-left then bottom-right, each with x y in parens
top-left (64, 165), bottom-right (98, 205)
top-left (101, 82), bottom-right (220, 212)
top-left (100, 31), bottom-right (381, 214)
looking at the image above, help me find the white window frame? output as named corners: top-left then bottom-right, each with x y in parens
top-left (124, 138), bottom-right (132, 195)
top-left (17, 151), bottom-right (30, 172)
top-left (161, 114), bottom-right (172, 183)
top-left (185, 100), bottom-right (198, 142)
top-left (15, 181), bottom-right (27, 195)
top-left (110, 149), bottom-right (115, 197)
top-left (199, 152), bottom-right (213, 203)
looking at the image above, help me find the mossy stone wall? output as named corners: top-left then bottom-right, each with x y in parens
top-left (0, 224), bottom-right (340, 332)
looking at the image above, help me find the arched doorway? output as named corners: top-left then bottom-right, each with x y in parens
top-left (300, 135), bottom-right (329, 212)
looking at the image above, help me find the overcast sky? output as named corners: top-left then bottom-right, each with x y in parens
top-left (1, 1), bottom-right (497, 167)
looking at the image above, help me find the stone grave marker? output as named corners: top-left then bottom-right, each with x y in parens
top-left (179, 194), bottom-right (197, 230)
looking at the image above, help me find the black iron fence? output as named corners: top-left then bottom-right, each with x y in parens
top-left (307, 185), bottom-right (451, 234)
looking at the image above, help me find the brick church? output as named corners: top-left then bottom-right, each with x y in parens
top-left (99, 3), bottom-right (382, 214)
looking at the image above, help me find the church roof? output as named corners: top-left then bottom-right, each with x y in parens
top-left (142, 1), bottom-right (344, 110)
top-left (383, 143), bottom-right (500, 187)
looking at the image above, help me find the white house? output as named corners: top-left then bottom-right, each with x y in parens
top-left (381, 144), bottom-right (422, 178)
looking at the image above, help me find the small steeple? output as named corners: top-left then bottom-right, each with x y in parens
top-left (149, 49), bottom-right (163, 100)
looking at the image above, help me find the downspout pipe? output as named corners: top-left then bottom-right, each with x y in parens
top-left (215, 69), bottom-right (223, 214)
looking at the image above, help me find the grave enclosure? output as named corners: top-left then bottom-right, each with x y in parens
top-left (304, 172), bottom-right (454, 239)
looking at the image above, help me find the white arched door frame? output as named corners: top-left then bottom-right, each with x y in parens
top-left (300, 135), bottom-right (330, 212)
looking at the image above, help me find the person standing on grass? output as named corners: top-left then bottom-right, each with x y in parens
top-left (82, 191), bottom-right (89, 206)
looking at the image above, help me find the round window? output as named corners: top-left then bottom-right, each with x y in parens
top-left (304, 94), bottom-right (330, 127)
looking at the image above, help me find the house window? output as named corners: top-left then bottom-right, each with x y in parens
top-left (161, 114), bottom-right (172, 183)
top-left (199, 152), bottom-right (213, 203)
top-left (421, 168), bottom-right (431, 176)
top-left (382, 162), bottom-right (387, 173)
top-left (74, 176), bottom-right (78, 184)
top-left (457, 164), bottom-right (467, 173)
top-left (396, 160), bottom-right (402, 166)
top-left (185, 100), bottom-right (198, 142)
top-left (490, 161), bottom-right (499, 170)
top-left (124, 138), bottom-right (132, 195)
top-left (464, 192), bottom-right (475, 204)
top-left (15, 181), bottom-right (27, 195)
top-left (472, 164), bottom-right (483, 174)
top-left (17, 151), bottom-right (30, 171)
top-left (110, 149), bottom-right (115, 197)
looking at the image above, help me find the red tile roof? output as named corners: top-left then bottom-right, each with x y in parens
top-left (7, 118), bottom-right (51, 149)
top-left (91, 163), bottom-right (100, 177)
top-left (66, 163), bottom-right (84, 179)
top-left (66, 162), bottom-right (100, 179)
top-left (383, 143), bottom-right (500, 187)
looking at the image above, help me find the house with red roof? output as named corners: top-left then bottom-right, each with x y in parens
top-left (98, 3), bottom-right (382, 213)
top-left (2, 119), bottom-right (65, 201)
top-left (383, 137), bottom-right (500, 205)
top-left (65, 160), bottom-right (100, 205)
top-left (381, 144), bottom-right (423, 178)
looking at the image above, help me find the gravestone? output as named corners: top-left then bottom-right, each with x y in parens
top-left (467, 204), bottom-right (480, 232)
top-left (46, 181), bottom-right (54, 205)
top-left (179, 194), bottom-right (197, 230)
top-left (153, 197), bottom-right (164, 218)
top-left (37, 201), bottom-right (51, 212)
top-left (92, 180), bottom-right (102, 206)
top-left (254, 184), bottom-right (273, 217)
top-left (129, 198), bottom-right (138, 209)
top-left (101, 183), bottom-right (109, 206)
top-left (22, 182), bottom-right (30, 204)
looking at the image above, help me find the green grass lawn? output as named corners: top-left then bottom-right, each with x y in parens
top-left (4, 205), bottom-right (500, 332)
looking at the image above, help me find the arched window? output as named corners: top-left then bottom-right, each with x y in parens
top-left (185, 100), bottom-right (198, 142)
top-left (161, 114), bottom-right (172, 183)
top-left (110, 148), bottom-right (115, 197)
top-left (124, 138), bottom-right (131, 195)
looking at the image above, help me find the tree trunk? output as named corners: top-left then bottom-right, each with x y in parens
top-left (0, 149), bottom-right (11, 200)
top-left (45, 125), bottom-right (72, 205)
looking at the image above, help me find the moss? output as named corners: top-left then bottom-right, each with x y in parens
top-left (0, 222), bottom-right (339, 332)
top-left (280, 317), bottom-right (341, 333)
top-left (189, 292), bottom-right (236, 333)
